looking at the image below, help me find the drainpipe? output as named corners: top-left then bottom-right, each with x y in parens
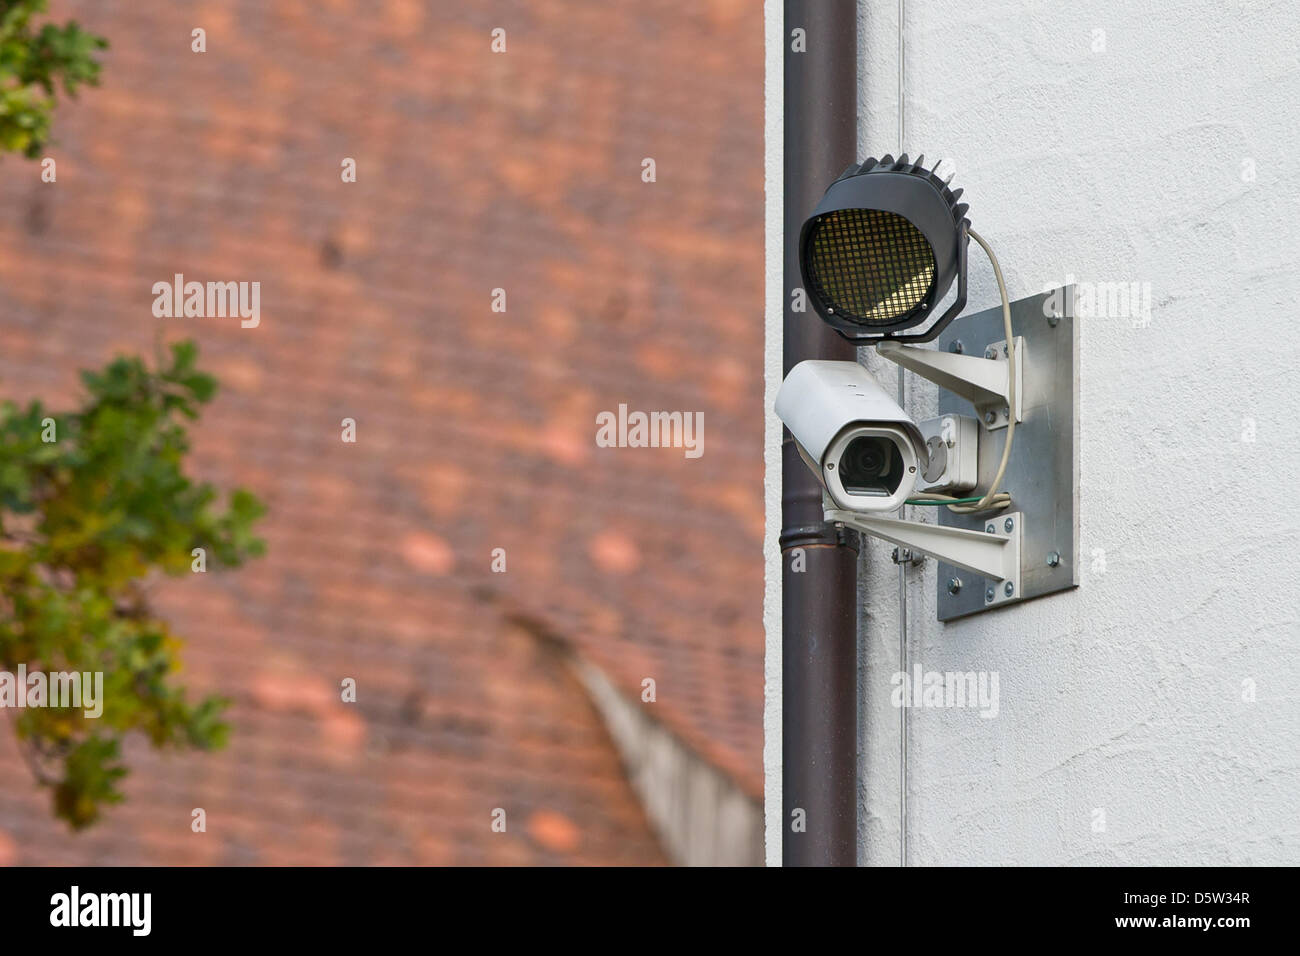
top-left (781, 0), bottom-right (859, 866)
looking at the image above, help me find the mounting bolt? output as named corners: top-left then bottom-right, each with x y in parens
top-left (949, 340), bottom-right (963, 354)
top-left (1047, 309), bottom-right (1060, 328)
top-left (1004, 581), bottom-right (1015, 597)
top-left (985, 586), bottom-right (995, 603)
top-left (985, 523), bottom-right (995, 534)
top-left (892, 547), bottom-right (923, 567)
top-left (1046, 550), bottom-right (1061, 567)
top-left (984, 346), bottom-right (996, 359)
top-left (1004, 517), bottom-right (1014, 532)
top-left (947, 577), bottom-right (962, 595)
top-left (984, 410), bottom-right (996, 425)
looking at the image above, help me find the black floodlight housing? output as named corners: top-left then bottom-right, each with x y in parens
top-left (799, 153), bottom-right (970, 343)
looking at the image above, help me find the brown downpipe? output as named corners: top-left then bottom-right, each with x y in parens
top-left (781, 0), bottom-right (860, 866)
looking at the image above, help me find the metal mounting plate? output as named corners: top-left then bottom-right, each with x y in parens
top-left (933, 286), bottom-right (1079, 621)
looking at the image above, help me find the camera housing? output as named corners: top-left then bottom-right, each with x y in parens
top-left (775, 360), bottom-right (925, 513)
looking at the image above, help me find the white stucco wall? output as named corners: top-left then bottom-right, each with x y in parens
top-left (761, 0), bottom-right (786, 868)
top-left (766, 0), bottom-right (1300, 865)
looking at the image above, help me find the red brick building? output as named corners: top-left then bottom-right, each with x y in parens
top-left (0, 1), bottom-right (763, 864)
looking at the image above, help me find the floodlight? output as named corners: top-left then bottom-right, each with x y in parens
top-left (799, 153), bottom-right (969, 343)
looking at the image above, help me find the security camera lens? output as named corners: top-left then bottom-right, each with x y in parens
top-left (838, 436), bottom-right (903, 497)
top-left (846, 439), bottom-right (886, 476)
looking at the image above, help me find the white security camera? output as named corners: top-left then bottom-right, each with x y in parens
top-left (775, 360), bottom-right (926, 513)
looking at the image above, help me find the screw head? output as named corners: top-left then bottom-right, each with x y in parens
top-left (1004, 517), bottom-right (1014, 532)
top-left (985, 587), bottom-right (995, 603)
top-left (984, 411), bottom-right (996, 425)
top-left (1047, 310), bottom-right (1060, 327)
top-left (949, 340), bottom-right (964, 354)
top-left (1046, 550), bottom-right (1061, 567)
top-left (984, 347), bottom-right (996, 359)
top-left (985, 523), bottom-right (995, 534)
top-left (1004, 581), bottom-right (1015, 597)
top-left (947, 577), bottom-right (962, 595)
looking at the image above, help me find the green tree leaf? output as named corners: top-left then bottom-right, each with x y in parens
top-left (0, 340), bottom-right (265, 828)
top-left (0, 1), bottom-right (106, 158)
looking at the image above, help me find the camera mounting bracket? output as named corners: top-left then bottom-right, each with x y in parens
top-left (876, 336), bottom-right (1024, 430)
top-left (826, 507), bottom-right (1022, 608)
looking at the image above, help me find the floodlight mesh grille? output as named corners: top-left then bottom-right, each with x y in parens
top-left (806, 208), bottom-right (936, 326)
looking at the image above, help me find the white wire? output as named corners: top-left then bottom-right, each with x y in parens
top-left (912, 228), bottom-right (1016, 515)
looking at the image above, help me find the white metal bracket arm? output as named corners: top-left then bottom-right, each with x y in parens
top-left (826, 508), bottom-right (1024, 604)
top-left (876, 338), bottom-right (1024, 429)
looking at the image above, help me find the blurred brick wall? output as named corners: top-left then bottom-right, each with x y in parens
top-left (0, 0), bottom-right (762, 864)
